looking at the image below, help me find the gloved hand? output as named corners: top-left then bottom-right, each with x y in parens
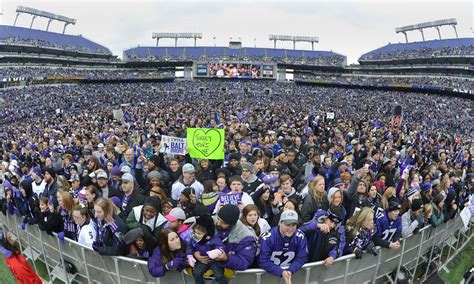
top-left (19, 221), bottom-right (26, 231)
top-left (354, 248), bottom-right (363, 259)
top-left (92, 241), bottom-right (102, 252)
top-left (207, 249), bottom-right (222, 259)
top-left (57, 231), bottom-right (65, 244)
top-left (187, 255), bottom-right (196, 267)
top-left (470, 195), bottom-right (474, 215)
top-left (366, 241), bottom-right (378, 256)
top-left (12, 188), bottom-right (22, 198)
top-left (416, 212), bottom-right (425, 224)
top-left (0, 246), bottom-right (13, 258)
top-left (13, 208), bottom-right (22, 217)
top-left (165, 258), bottom-right (183, 271)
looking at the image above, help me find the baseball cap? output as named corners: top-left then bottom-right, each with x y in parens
top-left (165, 208), bottom-right (186, 222)
top-left (182, 163), bottom-right (196, 174)
top-left (121, 166), bottom-right (131, 174)
top-left (327, 206), bottom-right (344, 224)
top-left (121, 173), bottom-right (134, 183)
top-left (387, 197), bottom-right (401, 212)
top-left (280, 210), bottom-right (299, 225)
top-left (411, 199), bottom-right (424, 211)
top-left (97, 171), bottom-right (108, 179)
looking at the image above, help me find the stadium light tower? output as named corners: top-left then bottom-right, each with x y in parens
top-left (152, 33), bottom-right (203, 47)
top-left (14, 6), bottom-right (76, 33)
top-left (395, 18), bottom-right (458, 43)
top-left (269, 35), bottom-right (319, 50)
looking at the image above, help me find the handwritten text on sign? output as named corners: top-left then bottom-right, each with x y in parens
top-left (186, 128), bottom-right (225, 159)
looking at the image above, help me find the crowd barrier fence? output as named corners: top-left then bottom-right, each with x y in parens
top-left (0, 211), bottom-right (472, 284)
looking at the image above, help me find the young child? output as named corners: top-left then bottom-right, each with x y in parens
top-left (37, 197), bottom-right (63, 235)
top-left (187, 214), bottom-right (227, 284)
top-left (124, 227), bottom-right (156, 260)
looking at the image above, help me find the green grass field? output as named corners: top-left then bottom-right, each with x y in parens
top-left (0, 257), bottom-right (17, 284)
top-left (439, 236), bottom-right (474, 284)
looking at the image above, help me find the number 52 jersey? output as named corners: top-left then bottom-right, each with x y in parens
top-left (258, 226), bottom-right (308, 277)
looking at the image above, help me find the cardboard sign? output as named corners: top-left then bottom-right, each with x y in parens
top-left (160, 135), bottom-right (187, 155)
top-left (219, 192), bottom-right (243, 206)
top-left (113, 109), bottom-right (124, 121)
top-left (186, 128), bottom-right (225, 159)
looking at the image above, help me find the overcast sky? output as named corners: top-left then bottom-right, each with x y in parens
top-left (1, 0), bottom-right (472, 64)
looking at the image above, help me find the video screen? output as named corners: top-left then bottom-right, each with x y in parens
top-left (262, 65), bottom-right (274, 78)
top-left (209, 63), bottom-right (261, 78)
top-left (196, 64), bottom-right (208, 76)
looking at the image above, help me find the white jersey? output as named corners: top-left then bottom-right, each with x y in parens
top-left (77, 222), bottom-right (97, 248)
top-left (31, 179), bottom-right (46, 197)
top-left (213, 191), bottom-right (254, 215)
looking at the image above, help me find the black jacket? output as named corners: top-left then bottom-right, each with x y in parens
top-left (118, 189), bottom-right (146, 221)
top-left (95, 215), bottom-right (128, 256)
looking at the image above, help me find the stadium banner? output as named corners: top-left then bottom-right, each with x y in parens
top-left (219, 192), bottom-right (243, 206)
top-left (160, 135), bottom-right (187, 155)
top-left (186, 128), bottom-right (225, 159)
top-left (112, 109), bottom-right (124, 121)
top-left (196, 64), bottom-right (208, 76)
top-left (209, 63), bottom-right (261, 78)
top-left (262, 65), bottom-right (274, 78)
top-left (326, 112), bottom-right (335, 119)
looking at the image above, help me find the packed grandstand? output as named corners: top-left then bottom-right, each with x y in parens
top-left (0, 5), bottom-right (473, 284)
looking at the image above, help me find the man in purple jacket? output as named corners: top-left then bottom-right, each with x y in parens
top-left (194, 204), bottom-right (256, 272)
top-left (258, 210), bottom-right (308, 284)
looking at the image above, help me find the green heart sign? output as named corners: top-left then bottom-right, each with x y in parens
top-left (187, 128), bottom-right (225, 159)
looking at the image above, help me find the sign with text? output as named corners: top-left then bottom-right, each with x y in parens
top-left (160, 135), bottom-right (187, 155)
top-left (186, 128), bottom-right (225, 159)
top-left (219, 192), bottom-right (243, 206)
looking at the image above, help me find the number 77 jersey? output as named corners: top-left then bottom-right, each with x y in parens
top-left (258, 226), bottom-right (308, 277)
top-left (375, 211), bottom-right (402, 243)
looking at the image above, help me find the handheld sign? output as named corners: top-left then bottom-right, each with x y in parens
top-left (219, 192), bottom-right (243, 206)
top-left (186, 128), bottom-right (225, 159)
top-left (160, 135), bottom-right (187, 155)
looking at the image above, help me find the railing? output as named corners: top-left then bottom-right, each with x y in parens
top-left (0, 211), bottom-right (472, 284)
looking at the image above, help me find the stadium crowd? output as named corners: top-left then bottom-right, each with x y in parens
top-left (295, 73), bottom-right (474, 90)
top-left (0, 66), bottom-right (173, 80)
top-left (360, 44), bottom-right (474, 61)
top-left (0, 79), bottom-right (473, 283)
top-left (127, 53), bottom-right (345, 66)
top-left (0, 36), bottom-right (111, 55)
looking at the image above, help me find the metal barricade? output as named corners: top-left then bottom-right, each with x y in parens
top-left (3, 210), bottom-right (472, 284)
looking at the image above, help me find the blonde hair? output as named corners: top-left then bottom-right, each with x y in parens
top-left (423, 203), bottom-right (432, 216)
top-left (57, 190), bottom-right (76, 213)
top-left (94, 198), bottom-right (115, 223)
top-left (381, 187), bottom-right (396, 209)
top-left (329, 188), bottom-right (343, 206)
top-left (309, 175), bottom-right (326, 203)
top-left (346, 207), bottom-right (374, 236)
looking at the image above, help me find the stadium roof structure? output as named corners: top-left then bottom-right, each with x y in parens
top-left (359, 37), bottom-right (473, 60)
top-left (152, 33), bottom-right (202, 47)
top-left (269, 35), bottom-right (319, 50)
top-left (395, 19), bottom-right (458, 43)
top-left (0, 25), bottom-right (112, 55)
top-left (123, 46), bottom-right (344, 65)
top-left (14, 6), bottom-right (76, 34)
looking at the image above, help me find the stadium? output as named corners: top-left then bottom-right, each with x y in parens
top-left (0, 2), bottom-right (473, 284)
